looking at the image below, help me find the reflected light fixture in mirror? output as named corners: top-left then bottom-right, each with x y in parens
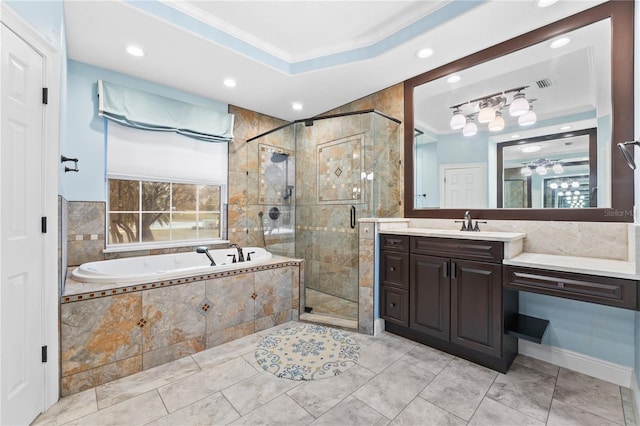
top-left (404, 1), bottom-right (634, 222)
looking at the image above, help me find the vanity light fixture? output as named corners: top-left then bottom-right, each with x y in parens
top-left (535, 165), bottom-right (548, 175)
top-left (415, 48), bottom-right (434, 58)
top-left (509, 92), bottom-right (529, 116)
top-left (462, 116), bottom-right (477, 137)
top-left (521, 158), bottom-right (562, 176)
top-left (477, 100), bottom-right (496, 124)
top-left (223, 78), bottom-right (237, 88)
top-left (518, 105), bottom-right (537, 126)
top-left (550, 37), bottom-right (571, 49)
top-left (520, 166), bottom-right (532, 177)
top-left (552, 162), bottom-right (564, 173)
top-left (488, 111), bottom-right (505, 132)
top-left (449, 108), bottom-right (466, 130)
top-left (126, 45), bottom-right (145, 57)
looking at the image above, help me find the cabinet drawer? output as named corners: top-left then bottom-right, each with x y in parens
top-left (411, 237), bottom-right (503, 263)
top-left (504, 266), bottom-right (638, 310)
top-left (381, 234), bottom-right (409, 252)
top-left (380, 286), bottom-right (409, 326)
top-left (381, 251), bottom-right (409, 289)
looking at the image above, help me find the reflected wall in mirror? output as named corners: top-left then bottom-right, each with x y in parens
top-left (497, 128), bottom-right (597, 209)
top-left (405, 1), bottom-right (634, 222)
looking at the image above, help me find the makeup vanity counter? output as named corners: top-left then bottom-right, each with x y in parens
top-left (377, 226), bottom-right (639, 373)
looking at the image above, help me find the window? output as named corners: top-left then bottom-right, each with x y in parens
top-left (106, 121), bottom-right (228, 248)
top-left (108, 179), bottom-right (221, 244)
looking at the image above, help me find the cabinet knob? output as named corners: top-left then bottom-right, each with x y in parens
top-left (390, 303), bottom-right (396, 308)
top-left (390, 267), bottom-right (395, 271)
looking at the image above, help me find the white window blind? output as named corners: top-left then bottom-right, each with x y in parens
top-left (106, 120), bottom-right (228, 184)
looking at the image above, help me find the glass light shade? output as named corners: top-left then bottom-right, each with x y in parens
top-left (509, 93), bottom-right (529, 116)
top-left (574, 190), bottom-right (580, 195)
top-left (449, 110), bottom-right (466, 130)
top-left (488, 112), bottom-right (505, 132)
top-left (557, 191), bottom-right (564, 196)
top-left (462, 120), bottom-right (477, 137)
top-left (552, 163), bottom-right (564, 173)
top-left (518, 108), bottom-right (537, 126)
top-left (549, 182), bottom-right (559, 189)
top-left (521, 166), bottom-right (532, 176)
top-left (478, 103), bottom-right (496, 123)
top-left (535, 165), bottom-right (547, 175)
top-left (571, 181), bottom-right (580, 188)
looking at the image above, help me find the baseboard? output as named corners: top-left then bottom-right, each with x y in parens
top-left (632, 370), bottom-right (640, 423)
top-left (374, 318), bottom-right (385, 336)
top-left (518, 339), bottom-right (633, 388)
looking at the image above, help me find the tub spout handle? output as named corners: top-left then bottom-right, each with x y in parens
top-left (227, 254), bottom-right (237, 263)
top-left (196, 246), bottom-right (216, 266)
top-left (247, 251), bottom-right (255, 261)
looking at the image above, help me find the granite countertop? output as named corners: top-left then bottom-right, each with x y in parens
top-left (504, 252), bottom-right (638, 280)
top-left (381, 227), bottom-right (526, 242)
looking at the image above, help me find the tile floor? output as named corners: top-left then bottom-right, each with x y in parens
top-left (34, 321), bottom-right (637, 426)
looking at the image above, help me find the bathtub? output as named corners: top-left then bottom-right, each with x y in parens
top-left (71, 247), bottom-right (272, 284)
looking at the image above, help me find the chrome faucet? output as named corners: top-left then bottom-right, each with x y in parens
top-left (196, 246), bottom-right (216, 266)
top-left (464, 211), bottom-right (473, 231)
top-left (229, 243), bottom-right (245, 262)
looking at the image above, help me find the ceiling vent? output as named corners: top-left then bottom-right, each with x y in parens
top-left (536, 78), bottom-right (554, 89)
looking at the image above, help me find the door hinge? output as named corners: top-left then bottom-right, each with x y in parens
top-left (42, 87), bottom-right (48, 105)
top-left (41, 345), bottom-right (48, 363)
top-left (41, 217), bottom-right (47, 233)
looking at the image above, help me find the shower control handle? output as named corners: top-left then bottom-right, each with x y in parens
top-left (247, 251), bottom-right (255, 261)
top-left (227, 254), bottom-right (236, 263)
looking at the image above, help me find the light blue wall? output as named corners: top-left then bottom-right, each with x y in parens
top-left (65, 60), bottom-right (229, 201)
top-left (520, 292), bottom-right (636, 367)
top-left (4, 1), bottom-right (63, 49)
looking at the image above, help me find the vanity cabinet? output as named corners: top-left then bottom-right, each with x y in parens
top-left (380, 234), bottom-right (517, 373)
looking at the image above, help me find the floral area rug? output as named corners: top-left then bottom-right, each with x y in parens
top-left (255, 324), bottom-right (360, 381)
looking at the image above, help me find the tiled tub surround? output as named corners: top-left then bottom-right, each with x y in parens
top-left (61, 256), bottom-right (303, 396)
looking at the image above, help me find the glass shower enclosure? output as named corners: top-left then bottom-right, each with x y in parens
top-left (250, 110), bottom-right (402, 324)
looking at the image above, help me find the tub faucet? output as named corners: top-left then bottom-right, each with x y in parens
top-left (230, 243), bottom-right (245, 262)
top-left (196, 246), bottom-right (216, 266)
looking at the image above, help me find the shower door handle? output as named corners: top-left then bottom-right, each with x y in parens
top-left (350, 206), bottom-right (356, 229)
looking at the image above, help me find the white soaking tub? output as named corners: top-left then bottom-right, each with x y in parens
top-left (71, 247), bottom-right (272, 284)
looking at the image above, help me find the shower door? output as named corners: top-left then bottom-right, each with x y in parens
top-left (295, 111), bottom-right (402, 321)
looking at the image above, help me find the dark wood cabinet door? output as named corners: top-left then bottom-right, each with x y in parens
top-left (380, 286), bottom-right (409, 326)
top-left (410, 254), bottom-right (449, 340)
top-left (450, 260), bottom-right (502, 357)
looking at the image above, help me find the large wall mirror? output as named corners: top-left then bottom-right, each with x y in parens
top-left (404, 1), bottom-right (634, 222)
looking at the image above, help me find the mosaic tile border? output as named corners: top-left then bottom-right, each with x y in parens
top-left (61, 261), bottom-right (301, 304)
top-left (69, 233), bottom-right (105, 242)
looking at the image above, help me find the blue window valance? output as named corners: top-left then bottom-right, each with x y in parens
top-left (97, 80), bottom-right (234, 143)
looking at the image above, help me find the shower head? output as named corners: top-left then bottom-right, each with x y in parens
top-left (271, 152), bottom-right (289, 163)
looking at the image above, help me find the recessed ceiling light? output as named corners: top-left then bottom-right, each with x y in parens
top-left (511, 134), bottom-right (521, 139)
top-left (560, 125), bottom-right (572, 130)
top-left (223, 78), bottom-right (237, 88)
top-left (537, 0), bottom-right (558, 7)
top-left (447, 75), bottom-right (461, 84)
top-left (126, 45), bottom-right (145, 57)
top-left (291, 102), bottom-right (303, 111)
top-left (415, 48), bottom-right (434, 59)
top-left (522, 145), bottom-right (542, 153)
top-left (550, 37), bottom-right (571, 49)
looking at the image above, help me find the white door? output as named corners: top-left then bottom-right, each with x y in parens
top-left (441, 164), bottom-right (486, 208)
top-left (1, 23), bottom-right (45, 425)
